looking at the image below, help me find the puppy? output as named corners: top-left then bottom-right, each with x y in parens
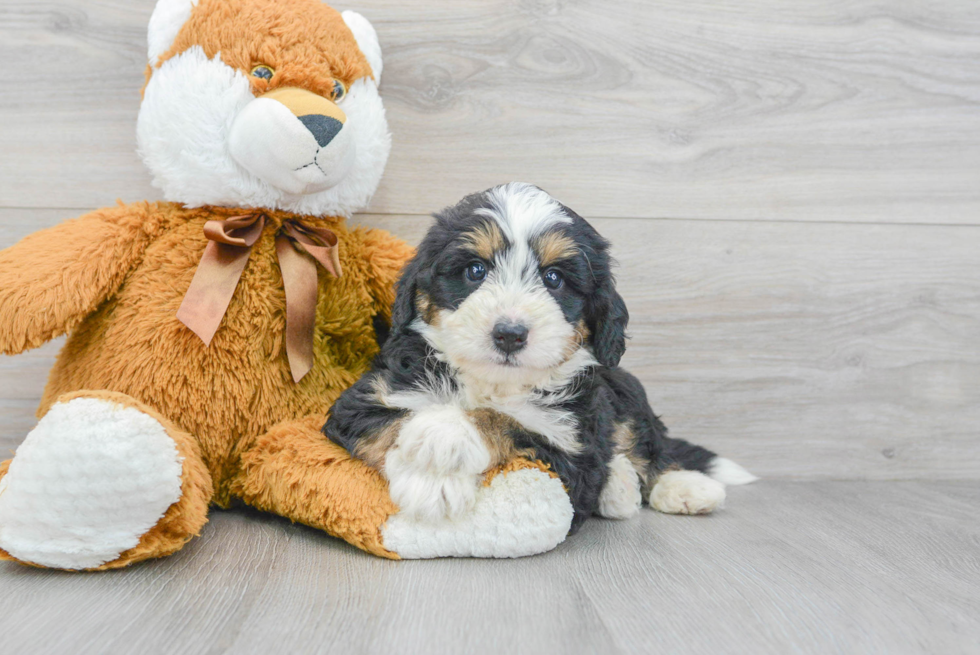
top-left (324, 183), bottom-right (756, 531)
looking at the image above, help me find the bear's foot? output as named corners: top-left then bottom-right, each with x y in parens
top-left (0, 391), bottom-right (212, 570)
top-left (234, 418), bottom-right (573, 559)
top-left (381, 461), bottom-right (574, 559)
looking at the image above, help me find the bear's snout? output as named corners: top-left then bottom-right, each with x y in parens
top-left (228, 86), bottom-right (356, 196)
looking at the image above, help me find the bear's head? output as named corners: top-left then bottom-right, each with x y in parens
top-left (137, 0), bottom-right (389, 217)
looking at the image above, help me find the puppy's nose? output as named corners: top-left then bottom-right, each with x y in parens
top-left (492, 322), bottom-right (529, 355)
top-left (297, 114), bottom-right (343, 147)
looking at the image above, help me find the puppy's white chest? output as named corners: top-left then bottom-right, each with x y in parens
top-left (458, 375), bottom-right (533, 409)
top-left (456, 375), bottom-right (583, 455)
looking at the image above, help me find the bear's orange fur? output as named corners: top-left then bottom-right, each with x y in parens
top-left (0, 202), bottom-right (414, 565)
top-left (146, 0), bottom-right (373, 98)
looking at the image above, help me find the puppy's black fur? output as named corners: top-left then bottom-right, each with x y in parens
top-left (325, 186), bottom-right (719, 533)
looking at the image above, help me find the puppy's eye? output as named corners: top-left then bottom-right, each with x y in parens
top-left (465, 261), bottom-right (487, 282)
top-left (542, 268), bottom-right (564, 289)
top-left (251, 65), bottom-right (275, 80)
top-left (331, 80), bottom-right (347, 101)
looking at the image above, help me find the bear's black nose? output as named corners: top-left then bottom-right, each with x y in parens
top-left (298, 114), bottom-right (343, 147)
top-left (492, 322), bottom-right (529, 355)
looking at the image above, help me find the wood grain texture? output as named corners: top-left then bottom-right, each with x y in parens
top-left (0, 481), bottom-right (976, 654)
top-left (2, 2), bottom-right (978, 652)
top-left (2, 209), bottom-right (977, 480)
top-left (1, 1), bottom-right (979, 222)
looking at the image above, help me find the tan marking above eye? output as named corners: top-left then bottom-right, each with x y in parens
top-left (534, 231), bottom-right (577, 267)
top-left (460, 222), bottom-right (506, 261)
top-left (415, 291), bottom-right (440, 325)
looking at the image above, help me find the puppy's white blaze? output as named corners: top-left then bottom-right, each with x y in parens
top-left (476, 183), bottom-right (570, 297)
top-left (649, 470), bottom-right (726, 515)
top-left (598, 454), bottom-right (642, 519)
top-left (477, 182), bottom-right (570, 245)
top-left (708, 457), bottom-right (759, 485)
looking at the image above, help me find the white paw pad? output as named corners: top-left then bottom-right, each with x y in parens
top-left (382, 468), bottom-right (574, 558)
top-left (0, 397), bottom-right (183, 569)
top-left (598, 454), bottom-right (642, 519)
top-left (649, 470), bottom-right (726, 515)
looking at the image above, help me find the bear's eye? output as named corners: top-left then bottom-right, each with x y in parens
top-left (250, 65), bottom-right (274, 80)
top-left (465, 261), bottom-right (487, 283)
top-left (542, 268), bottom-right (564, 289)
top-left (331, 80), bottom-right (347, 101)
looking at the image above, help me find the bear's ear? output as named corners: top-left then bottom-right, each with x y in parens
top-left (147, 0), bottom-right (199, 66)
top-left (341, 10), bottom-right (383, 82)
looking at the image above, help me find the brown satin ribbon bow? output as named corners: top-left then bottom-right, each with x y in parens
top-left (176, 212), bottom-right (342, 383)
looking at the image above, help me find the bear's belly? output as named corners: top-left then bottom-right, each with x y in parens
top-left (39, 225), bottom-right (380, 487)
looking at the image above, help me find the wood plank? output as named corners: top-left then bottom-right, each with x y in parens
top-left (2, 209), bottom-right (977, 480)
top-left (1, 1), bottom-right (979, 223)
top-left (0, 481), bottom-right (976, 654)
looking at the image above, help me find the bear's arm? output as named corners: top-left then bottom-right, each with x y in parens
top-left (350, 227), bottom-right (415, 325)
top-left (0, 203), bottom-right (158, 355)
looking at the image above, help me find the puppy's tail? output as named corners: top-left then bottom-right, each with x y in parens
top-left (655, 436), bottom-right (759, 486)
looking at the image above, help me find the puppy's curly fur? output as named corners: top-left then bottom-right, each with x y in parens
top-left (325, 183), bottom-right (755, 531)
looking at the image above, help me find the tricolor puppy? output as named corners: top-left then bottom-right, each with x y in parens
top-left (325, 184), bottom-right (756, 530)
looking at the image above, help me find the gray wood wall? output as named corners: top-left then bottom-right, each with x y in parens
top-left (1, 0), bottom-right (977, 480)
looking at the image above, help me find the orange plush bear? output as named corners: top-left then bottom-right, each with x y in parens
top-left (0, 0), bottom-right (572, 570)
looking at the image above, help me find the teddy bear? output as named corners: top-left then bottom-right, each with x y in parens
top-left (0, 0), bottom-right (574, 570)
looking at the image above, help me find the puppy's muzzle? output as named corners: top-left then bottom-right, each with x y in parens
top-left (492, 321), bottom-right (529, 355)
top-left (228, 86), bottom-right (356, 196)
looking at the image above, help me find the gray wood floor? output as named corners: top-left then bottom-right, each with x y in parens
top-left (1, 0), bottom-right (979, 653)
top-left (0, 482), bottom-right (977, 655)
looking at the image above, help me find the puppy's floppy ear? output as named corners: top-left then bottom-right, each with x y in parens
top-left (590, 280), bottom-right (629, 368)
top-left (390, 256), bottom-right (421, 333)
top-left (560, 203), bottom-right (630, 368)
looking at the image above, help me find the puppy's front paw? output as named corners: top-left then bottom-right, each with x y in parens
top-left (392, 406), bottom-right (490, 476)
top-left (384, 406), bottom-right (490, 522)
top-left (385, 470), bottom-right (479, 522)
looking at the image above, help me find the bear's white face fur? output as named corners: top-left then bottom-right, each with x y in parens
top-left (137, 0), bottom-right (389, 217)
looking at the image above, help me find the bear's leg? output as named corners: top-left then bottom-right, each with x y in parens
top-left (0, 391), bottom-right (212, 570)
top-left (231, 416), bottom-right (400, 558)
top-left (232, 416), bottom-right (574, 559)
